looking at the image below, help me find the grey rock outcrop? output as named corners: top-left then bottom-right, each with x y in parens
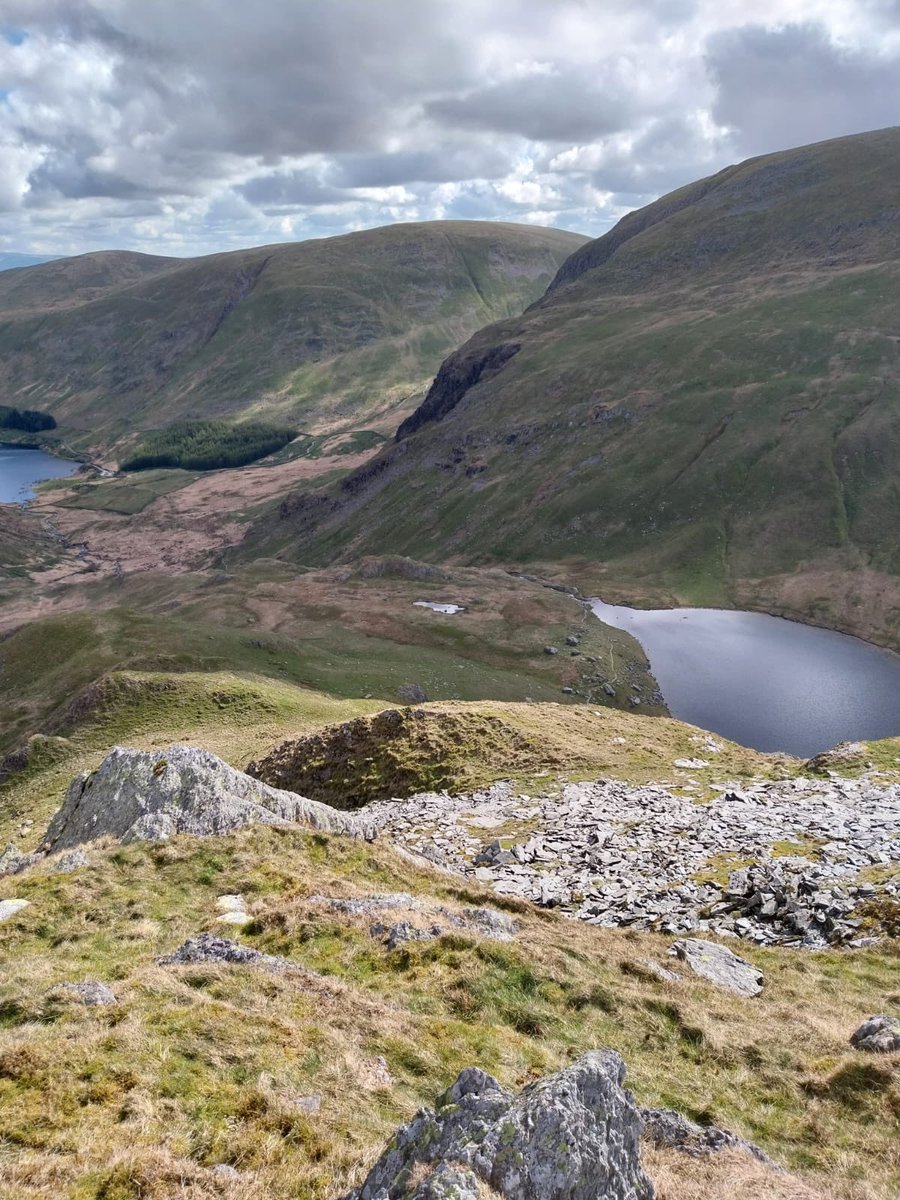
top-left (349, 1050), bottom-right (653, 1200)
top-left (850, 1015), bottom-right (900, 1053)
top-left (640, 1106), bottom-right (772, 1164)
top-left (670, 939), bottom-right (763, 997)
top-left (0, 844), bottom-right (40, 875)
top-left (43, 745), bottom-right (367, 851)
top-left (54, 981), bottom-right (117, 1007)
top-left (157, 932), bottom-right (301, 974)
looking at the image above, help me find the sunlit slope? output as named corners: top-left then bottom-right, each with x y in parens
top-left (0, 222), bottom-right (586, 456)
top-left (263, 128), bottom-right (900, 644)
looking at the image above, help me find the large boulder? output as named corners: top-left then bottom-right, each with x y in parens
top-left (42, 745), bottom-right (368, 852)
top-left (349, 1050), bottom-right (653, 1200)
top-left (670, 938), bottom-right (763, 998)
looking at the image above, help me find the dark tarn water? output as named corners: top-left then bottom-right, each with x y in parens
top-left (589, 598), bottom-right (900, 757)
top-left (0, 444), bottom-right (78, 502)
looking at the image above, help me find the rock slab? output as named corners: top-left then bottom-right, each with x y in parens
top-left (349, 1049), bottom-right (653, 1200)
top-left (0, 898), bottom-right (30, 922)
top-left (56, 981), bottom-right (117, 1007)
top-left (43, 745), bottom-right (368, 851)
top-left (670, 938), bottom-right (763, 998)
top-left (158, 932), bottom-right (300, 975)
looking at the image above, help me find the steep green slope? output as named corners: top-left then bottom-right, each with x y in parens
top-left (0, 222), bottom-right (586, 458)
top-left (259, 129), bottom-right (900, 645)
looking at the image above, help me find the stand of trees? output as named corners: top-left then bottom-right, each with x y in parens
top-left (121, 419), bottom-right (297, 472)
top-left (0, 406), bottom-right (57, 432)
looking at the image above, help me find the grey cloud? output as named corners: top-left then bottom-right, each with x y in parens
top-left (0, 1), bottom-right (895, 255)
top-left (328, 145), bottom-right (512, 188)
top-left (239, 170), bottom-right (349, 208)
top-left (427, 70), bottom-right (633, 143)
top-left (707, 22), bottom-right (900, 157)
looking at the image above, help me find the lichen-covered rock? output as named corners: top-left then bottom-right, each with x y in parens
top-left (52, 848), bottom-right (90, 873)
top-left (349, 1050), bottom-right (653, 1200)
top-left (53, 981), bottom-right (118, 1007)
top-left (0, 844), bottom-right (40, 875)
top-left (670, 938), bottom-right (763, 997)
top-left (42, 745), bottom-right (369, 851)
top-left (640, 1106), bottom-right (772, 1163)
top-left (850, 1014), bottom-right (900, 1053)
top-left (157, 932), bottom-right (301, 974)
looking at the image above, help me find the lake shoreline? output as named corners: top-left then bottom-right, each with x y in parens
top-left (0, 444), bottom-right (82, 504)
top-left (591, 592), bottom-right (900, 663)
top-left (588, 595), bottom-right (900, 756)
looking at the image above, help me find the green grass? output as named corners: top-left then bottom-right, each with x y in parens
top-left (49, 469), bottom-right (197, 514)
top-left (0, 222), bottom-right (586, 459)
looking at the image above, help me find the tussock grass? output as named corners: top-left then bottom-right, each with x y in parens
top-left (0, 826), bottom-right (897, 1198)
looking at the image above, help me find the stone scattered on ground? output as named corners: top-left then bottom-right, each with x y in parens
top-left (210, 1164), bottom-right (241, 1180)
top-left (52, 848), bottom-right (90, 873)
top-left (641, 958), bottom-right (681, 984)
top-left (42, 745), bottom-right (370, 851)
top-left (641, 1106), bottom-right (772, 1163)
top-left (157, 932), bottom-right (301, 975)
top-left (0, 898), bottom-right (30, 922)
top-left (370, 920), bottom-right (444, 949)
top-left (215, 894), bottom-right (252, 925)
top-left (362, 1055), bottom-right (394, 1091)
top-left (361, 773), bottom-right (900, 948)
top-left (0, 844), bottom-right (40, 875)
top-left (850, 1014), bottom-right (900, 1053)
top-left (309, 892), bottom-right (517, 946)
top-left (670, 938), bottom-right (764, 998)
top-left (349, 1050), bottom-right (652, 1200)
top-left (52, 981), bottom-right (118, 1007)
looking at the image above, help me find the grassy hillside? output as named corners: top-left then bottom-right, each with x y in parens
top-left (259, 129), bottom-right (900, 646)
top-left (0, 223), bottom-right (585, 459)
top-left (0, 561), bottom-right (666, 762)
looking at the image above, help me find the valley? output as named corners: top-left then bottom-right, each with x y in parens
top-left (2, 131), bottom-right (900, 1200)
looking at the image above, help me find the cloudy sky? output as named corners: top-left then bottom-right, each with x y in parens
top-left (0, 0), bottom-right (898, 257)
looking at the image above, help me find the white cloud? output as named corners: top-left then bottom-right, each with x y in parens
top-left (0, 0), bottom-right (895, 254)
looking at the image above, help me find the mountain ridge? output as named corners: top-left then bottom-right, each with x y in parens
top-left (255, 127), bottom-right (900, 649)
top-left (0, 221), bottom-right (586, 459)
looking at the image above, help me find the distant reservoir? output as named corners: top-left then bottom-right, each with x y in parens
top-left (0, 445), bottom-right (78, 502)
top-left (589, 598), bottom-right (900, 757)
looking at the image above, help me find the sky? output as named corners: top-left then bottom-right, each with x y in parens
top-left (0, 0), bottom-right (898, 258)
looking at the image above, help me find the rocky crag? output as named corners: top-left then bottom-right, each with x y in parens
top-left (40, 744), bottom-right (371, 851)
top-left (9, 744), bottom-right (900, 952)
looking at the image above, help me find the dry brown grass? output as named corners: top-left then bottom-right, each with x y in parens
top-left (0, 825), bottom-right (896, 1198)
top-left (644, 1145), bottom-right (831, 1200)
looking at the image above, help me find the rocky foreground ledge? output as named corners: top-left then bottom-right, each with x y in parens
top-left (6, 745), bottom-right (900, 951)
